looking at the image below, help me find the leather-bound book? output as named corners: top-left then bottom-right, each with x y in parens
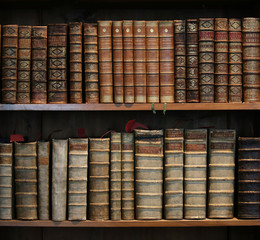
top-left (89, 138), bottom-right (110, 220)
top-left (135, 129), bottom-right (164, 220)
top-left (84, 23), bottom-right (99, 103)
top-left (121, 133), bottom-right (134, 220)
top-left (69, 22), bottom-right (83, 103)
top-left (15, 142), bottom-right (37, 220)
top-left (31, 26), bottom-right (47, 104)
top-left (98, 21), bottom-right (113, 103)
top-left (110, 132), bottom-right (122, 220)
top-left (0, 143), bottom-right (13, 220)
top-left (134, 21), bottom-right (146, 103)
top-left (164, 129), bottom-right (184, 219)
top-left (215, 18), bottom-right (229, 103)
top-left (2, 25), bottom-right (18, 104)
top-left (238, 137), bottom-right (260, 218)
top-left (123, 21), bottom-right (134, 103)
top-left (184, 129), bottom-right (207, 219)
top-left (38, 141), bottom-right (50, 220)
top-left (52, 139), bottom-right (68, 221)
top-left (17, 26), bottom-right (32, 104)
top-left (199, 18), bottom-right (215, 102)
top-left (186, 19), bottom-right (199, 103)
top-left (208, 130), bottom-right (236, 219)
top-left (68, 138), bottom-right (88, 220)
top-left (159, 21), bottom-right (174, 103)
top-left (242, 18), bottom-right (260, 102)
top-left (146, 21), bottom-right (160, 103)
top-left (229, 19), bottom-right (243, 102)
top-left (48, 24), bottom-right (68, 104)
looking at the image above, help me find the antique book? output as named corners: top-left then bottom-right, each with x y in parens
top-left (89, 138), bottom-right (110, 220)
top-left (15, 142), bottom-right (37, 220)
top-left (215, 18), bottom-right (229, 103)
top-left (69, 22), bottom-right (83, 103)
top-left (199, 18), bottom-right (215, 102)
top-left (38, 141), bottom-right (50, 220)
top-left (84, 23), bottom-right (99, 103)
top-left (184, 129), bottom-right (207, 219)
top-left (208, 129), bottom-right (236, 218)
top-left (186, 19), bottom-right (199, 103)
top-left (164, 129), bottom-right (184, 219)
top-left (134, 21), bottom-right (146, 103)
top-left (242, 18), bottom-right (260, 102)
top-left (121, 133), bottom-right (135, 220)
top-left (31, 26), bottom-right (47, 104)
top-left (98, 21), bottom-right (113, 103)
top-left (17, 26), bottom-right (32, 104)
top-left (238, 137), bottom-right (260, 218)
top-left (159, 21), bottom-right (174, 103)
top-left (110, 132), bottom-right (122, 220)
top-left (2, 25), bottom-right (18, 104)
top-left (52, 139), bottom-right (68, 221)
top-left (48, 24), bottom-right (68, 104)
top-left (0, 143), bottom-right (13, 220)
top-left (229, 18), bottom-right (243, 102)
top-left (68, 138), bottom-right (88, 220)
top-left (123, 20), bottom-right (134, 103)
top-left (135, 129), bottom-right (164, 220)
top-left (146, 21), bottom-right (160, 103)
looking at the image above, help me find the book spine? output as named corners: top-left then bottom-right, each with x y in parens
top-left (135, 129), bottom-right (164, 220)
top-left (15, 142), bottom-right (37, 220)
top-left (229, 18), bottom-right (243, 103)
top-left (84, 23), bottom-right (99, 103)
top-left (242, 18), bottom-right (260, 102)
top-left (31, 26), bottom-right (47, 104)
top-left (164, 129), bottom-right (184, 219)
top-left (17, 26), bottom-right (32, 104)
top-left (2, 25), bottom-right (18, 104)
top-left (89, 138), bottom-right (110, 220)
top-left (199, 18), bottom-right (215, 102)
top-left (38, 141), bottom-right (50, 220)
top-left (184, 129), bottom-right (207, 219)
top-left (68, 138), bottom-right (88, 220)
top-left (52, 139), bottom-right (68, 221)
top-left (121, 133), bottom-right (135, 220)
top-left (159, 21), bottom-right (174, 103)
top-left (48, 24), bottom-right (68, 104)
top-left (208, 130), bottom-right (236, 218)
top-left (0, 143), bottom-right (13, 220)
top-left (69, 22), bottom-right (83, 103)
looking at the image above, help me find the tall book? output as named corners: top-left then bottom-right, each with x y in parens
top-left (14, 142), bottom-right (37, 220)
top-left (229, 18), bottom-right (243, 103)
top-left (98, 21), bottom-right (113, 103)
top-left (17, 26), bottom-right (32, 104)
top-left (84, 23), bottom-right (99, 103)
top-left (89, 138), bottom-right (110, 220)
top-left (135, 129), bottom-right (164, 220)
top-left (0, 143), bottom-right (13, 220)
top-left (121, 133), bottom-right (135, 220)
top-left (208, 130), bottom-right (236, 218)
top-left (2, 25), bottom-right (18, 104)
top-left (199, 18), bottom-right (215, 102)
top-left (68, 138), bottom-right (88, 220)
top-left (159, 21), bottom-right (174, 103)
top-left (48, 24), bottom-right (68, 104)
top-left (52, 139), bottom-right (68, 221)
top-left (184, 129), bottom-right (207, 219)
top-left (164, 129), bottom-right (184, 219)
top-left (242, 18), bottom-right (260, 102)
top-left (238, 137), bottom-right (260, 218)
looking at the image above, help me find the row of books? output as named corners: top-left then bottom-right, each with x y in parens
top-left (0, 17), bottom-right (259, 104)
